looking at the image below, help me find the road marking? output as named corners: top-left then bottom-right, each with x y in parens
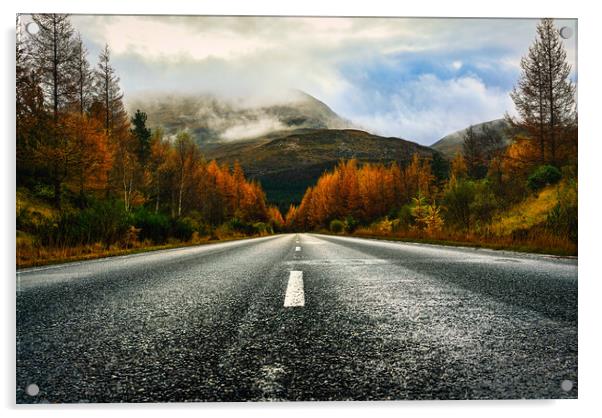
top-left (284, 271), bottom-right (305, 307)
top-left (295, 246), bottom-right (301, 251)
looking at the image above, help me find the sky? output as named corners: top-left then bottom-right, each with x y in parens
top-left (64, 15), bottom-right (577, 145)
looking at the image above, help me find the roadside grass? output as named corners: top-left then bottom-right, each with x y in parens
top-left (319, 227), bottom-right (576, 257)
top-left (320, 183), bottom-right (576, 257)
top-left (16, 233), bottom-right (270, 269)
top-left (489, 185), bottom-right (559, 236)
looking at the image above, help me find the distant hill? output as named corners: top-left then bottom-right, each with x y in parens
top-left (431, 118), bottom-right (513, 158)
top-left (202, 128), bottom-right (435, 210)
top-left (126, 90), bottom-right (352, 144)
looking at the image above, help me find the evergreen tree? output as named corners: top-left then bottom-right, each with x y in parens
top-left (131, 109), bottom-right (152, 165)
top-left (93, 44), bottom-right (127, 136)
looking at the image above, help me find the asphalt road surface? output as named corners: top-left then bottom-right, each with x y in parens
top-left (16, 233), bottom-right (578, 402)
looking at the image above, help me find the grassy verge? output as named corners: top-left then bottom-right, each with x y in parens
top-left (16, 234), bottom-right (271, 270)
top-left (319, 231), bottom-right (577, 257)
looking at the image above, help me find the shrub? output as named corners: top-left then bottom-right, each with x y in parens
top-left (329, 219), bottom-right (345, 233)
top-left (527, 165), bottom-right (562, 191)
top-left (130, 207), bottom-right (171, 244)
top-left (396, 204), bottom-right (414, 231)
top-left (344, 215), bottom-right (358, 233)
top-left (37, 200), bottom-right (129, 247)
top-left (443, 180), bottom-right (476, 231)
top-left (171, 217), bottom-right (196, 242)
top-left (252, 222), bottom-right (269, 235)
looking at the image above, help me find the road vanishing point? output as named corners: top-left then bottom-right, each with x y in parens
top-left (16, 233), bottom-right (578, 402)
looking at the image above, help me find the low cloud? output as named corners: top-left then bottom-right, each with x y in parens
top-left (220, 117), bottom-right (287, 141)
top-left (72, 15), bottom-right (577, 145)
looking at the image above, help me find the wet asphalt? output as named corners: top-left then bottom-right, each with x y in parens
top-left (16, 233), bottom-right (578, 402)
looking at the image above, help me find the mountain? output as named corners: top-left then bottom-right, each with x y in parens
top-left (203, 128), bottom-right (435, 210)
top-left (431, 118), bottom-right (512, 158)
top-left (126, 90), bottom-right (352, 144)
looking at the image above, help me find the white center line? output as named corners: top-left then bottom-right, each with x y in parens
top-left (284, 271), bottom-right (305, 307)
top-left (295, 246), bottom-right (301, 251)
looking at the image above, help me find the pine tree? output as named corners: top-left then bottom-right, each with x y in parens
top-left (130, 109), bottom-right (152, 166)
top-left (509, 18), bottom-right (576, 166)
top-left (93, 44), bottom-right (127, 136)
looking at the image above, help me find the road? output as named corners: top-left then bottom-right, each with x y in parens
top-left (16, 233), bottom-right (578, 402)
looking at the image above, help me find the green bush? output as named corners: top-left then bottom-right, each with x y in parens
top-left (171, 217), bottom-right (196, 242)
top-left (38, 200), bottom-right (129, 247)
top-left (329, 219), bottom-right (345, 233)
top-left (396, 204), bottom-right (414, 231)
top-left (344, 215), bottom-right (359, 233)
top-left (130, 207), bottom-right (171, 244)
top-left (443, 180), bottom-right (476, 231)
top-left (228, 217), bottom-right (247, 233)
top-left (527, 165), bottom-right (562, 191)
top-left (252, 222), bottom-right (269, 235)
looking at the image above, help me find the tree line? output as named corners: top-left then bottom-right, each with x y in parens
top-left (285, 19), bottom-right (577, 251)
top-left (17, 14), bottom-right (281, 255)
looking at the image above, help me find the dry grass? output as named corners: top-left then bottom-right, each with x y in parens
top-left (350, 228), bottom-right (576, 256)
top-left (16, 233), bottom-right (266, 269)
top-left (345, 181), bottom-right (576, 256)
top-left (489, 185), bottom-right (559, 236)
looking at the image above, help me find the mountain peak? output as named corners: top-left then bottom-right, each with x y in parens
top-left (126, 90), bottom-right (353, 143)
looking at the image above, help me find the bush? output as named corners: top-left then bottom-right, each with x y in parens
top-left (252, 222), bottom-right (270, 235)
top-left (344, 215), bottom-right (358, 233)
top-left (130, 207), bottom-right (171, 244)
top-left (329, 219), bottom-right (345, 233)
top-left (396, 204), bottom-right (414, 231)
top-left (38, 200), bottom-right (129, 247)
top-left (171, 217), bottom-right (196, 242)
top-left (527, 165), bottom-right (562, 191)
top-left (443, 180), bottom-right (476, 231)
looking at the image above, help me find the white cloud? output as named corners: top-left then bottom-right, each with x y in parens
top-left (342, 74), bottom-right (514, 144)
top-left (220, 117), bottom-right (286, 141)
top-left (69, 15), bottom-right (577, 145)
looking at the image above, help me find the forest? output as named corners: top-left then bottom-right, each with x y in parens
top-left (16, 15), bottom-right (284, 267)
top-left (16, 16), bottom-right (577, 267)
top-left (284, 19), bottom-right (577, 255)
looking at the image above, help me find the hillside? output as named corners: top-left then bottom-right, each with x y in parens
top-left (431, 118), bottom-right (512, 158)
top-left (126, 90), bottom-right (352, 144)
top-left (203, 128), bottom-right (436, 209)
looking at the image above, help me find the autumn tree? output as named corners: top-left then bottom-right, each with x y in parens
top-left (29, 14), bottom-right (79, 207)
top-left (509, 18), bottom-right (576, 166)
top-left (148, 129), bottom-right (171, 213)
top-left (462, 126), bottom-right (486, 179)
top-left (63, 113), bottom-right (112, 197)
top-left (16, 36), bottom-right (47, 182)
top-left (72, 34), bottom-right (93, 115)
top-left (173, 132), bottom-right (200, 218)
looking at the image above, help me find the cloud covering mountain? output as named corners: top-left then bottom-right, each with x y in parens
top-left (72, 15), bottom-right (577, 145)
top-left (127, 90), bottom-right (352, 143)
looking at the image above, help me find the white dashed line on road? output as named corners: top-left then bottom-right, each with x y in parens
top-left (295, 246), bottom-right (301, 251)
top-left (284, 271), bottom-right (305, 307)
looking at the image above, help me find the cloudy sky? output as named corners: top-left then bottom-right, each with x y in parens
top-left (68, 15), bottom-right (577, 145)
